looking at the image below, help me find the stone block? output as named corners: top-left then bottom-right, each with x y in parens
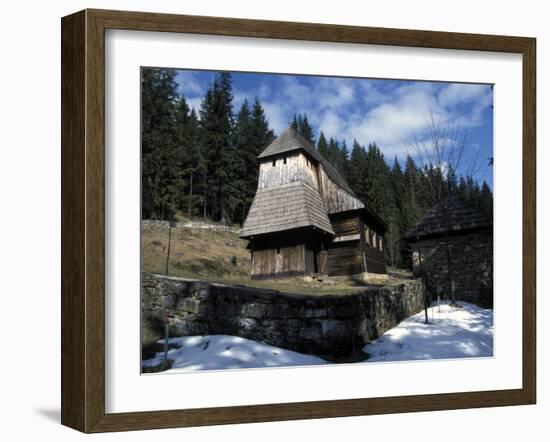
top-left (321, 319), bottom-right (348, 337)
top-left (243, 303), bottom-right (265, 319)
top-left (236, 317), bottom-right (258, 332)
top-left (180, 298), bottom-right (202, 314)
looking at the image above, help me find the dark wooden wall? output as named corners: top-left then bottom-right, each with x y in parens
top-left (251, 244), bottom-right (306, 279)
top-left (327, 243), bottom-right (364, 276)
top-left (362, 245), bottom-right (386, 274)
top-left (248, 215), bottom-right (387, 279)
top-left (331, 215), bottom-right (361, 236)
top-left (249, 229), bottom-right (330, 279)
top-left (328, 211), bottom-right (387, 276)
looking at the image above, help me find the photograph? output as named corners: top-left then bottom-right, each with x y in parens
top-left (140, 67), bottom-right (494, 374)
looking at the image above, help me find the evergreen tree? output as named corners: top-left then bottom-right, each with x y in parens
top-left (317, 132), bottom-right (329, 158)
top-left (232, 97), bottom-right (275, 224)
top-left (387, 157), bottom-right (407, 267)
top-left (249, 97), bottom-right (275, 180)
top-left (339, 140), bottom-right (351, 181)
top-left (478, 181), bottom-right (493, 219)
top-left (141, 68), bottom-right (181, 220)
top-left (175, 98), bottom-right (203, 218)
top-left (348, 140), bottom-right (367, 198)
top-left (291, 113), bottom-right (315, 145)
top-left (199, 73), bottom-right (238, 223)
top-left (328, 138), bottom-right (343, 171)
top-left (401, 155), bottom-right (426, 232)
top-left (233, 99), bottom-right (253, 223)
top-left (363, 143), bottom-right (393, 218)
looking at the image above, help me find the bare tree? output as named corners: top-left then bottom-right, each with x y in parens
top-left (408, 112), bottom-right (478, 308)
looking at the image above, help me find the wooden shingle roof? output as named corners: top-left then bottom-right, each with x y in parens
top-left (257, 127), bottom-right (356, 195)
top-left (239, 181), bottom-right (335, 238)
top-left (404, 195), bottom-right (492, 240)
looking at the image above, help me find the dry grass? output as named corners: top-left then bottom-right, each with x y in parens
top-left (142, 223), bottom-right (251, 278)
top-left (142, 222), bottom-right (408, 296)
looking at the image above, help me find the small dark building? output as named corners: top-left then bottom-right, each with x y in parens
top-left (404, 195), bottom-right (493, 307)
top-left (239, 126), bottom-right (387, 281)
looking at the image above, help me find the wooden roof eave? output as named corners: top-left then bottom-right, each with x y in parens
top-left (241, 225), bottom-right (335, 242)
top-left (404, 224), bottom-right (493, 243)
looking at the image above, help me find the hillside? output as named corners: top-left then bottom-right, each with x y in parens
top-left (141, 220), bottom-right (409, 295)
top-left (141, 220), bottom-right (251, 280)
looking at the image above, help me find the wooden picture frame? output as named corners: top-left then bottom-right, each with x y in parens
top-left (61, 8), bottom-right (536, 433)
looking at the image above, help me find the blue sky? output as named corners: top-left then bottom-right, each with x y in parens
top-left (175, 69), bottom-right (493, 187)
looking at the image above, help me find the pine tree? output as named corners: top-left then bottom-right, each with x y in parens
top-left (478, 181), bottom-right (493, 219)
top-left (328, 138), bottom-right (343, 171)
top-left (232, 97), bottom-right (275, 224)
top-left (363, 143), bottom-right (393, 218)
top-left (317, 132), bottom-right (329, 158)
top-left (401, 155), bottom-right (425, 231)
top-left (175, 97), bottom-right (202, 218)
top-left (233, 99), bottom-right (252, 223)
top-left (199, 72), bottom-right (237, 223)
top-left (291, 113), bottom-right (315, 145)
top-left (387, 157), bottom-right (407, 267)
top-left (339, 140), bottom-right (351, 181)
top-left (348, 140), bottom-right (367, 198)
top-left (249, 97), bottom-right (275, 185)
top-left (301, 114), bottom-right (315, 145)
top-left (141, 68), bottom-right (181, 221)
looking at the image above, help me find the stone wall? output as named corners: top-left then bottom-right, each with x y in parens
top-left (412, 230), bottom-right (493, 308)
top-left (141, 273), bottom-right (424, 361)
top-left (141, 219), bottom-right (239, 234)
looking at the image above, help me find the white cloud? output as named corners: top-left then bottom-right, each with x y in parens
top-left (341, 83), bottom-right (447, 157)
top-left (175, 71), bottom-right (204, 96)
top-left (319, 110), bottom-right (345, 139)
top-left (261, 101), bottom-right (289, 133)
top-left (333, 81), bottom-right (493, 160)
top-left (438, 83), bottom-right (491, 108)
top-left (232, 89), bottom-right (249, 114)
top-left (257, 83), bottom-right (271, 100)
top-left (357, 81), bottom-right (392, 107)
top-left (174, 70), bottom-right (492, 166)
top-left (315, 78), bottom-right (356, 107)
top-left (186, 97), bottom-right (202, 113)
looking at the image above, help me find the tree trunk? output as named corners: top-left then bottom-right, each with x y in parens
top-left (188, 171), bottom-right (193, 218)
top-left (220, 190), bottom-right (226, 224)
top-left (417, 236), bottom-right (429, 324)
top-left (165, 223), bottom-right (172, 276)
top-left (444, 232), bottom-right (456, 305)
top-left (203, 169), bottom-right (207, 220)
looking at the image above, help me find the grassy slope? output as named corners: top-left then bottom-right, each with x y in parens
top-left (142, 221), bottom-right (406, 296)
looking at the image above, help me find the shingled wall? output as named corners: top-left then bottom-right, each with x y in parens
top-left (141, 273), bottom-right (423, 361)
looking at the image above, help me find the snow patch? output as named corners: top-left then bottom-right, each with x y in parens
top-left (143, 335), bottom-right (328, 373)
top-left (364, 302), bottom-right (493, 362)
top-left (142, 302), bottom-right (493, 373)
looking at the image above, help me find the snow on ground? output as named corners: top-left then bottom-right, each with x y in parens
top-left (143, 302), bottom-right (493, 373)
top-left (142, 335), bottom-right (327, 373)
top-left (364, 302), bottom-right (493, 362)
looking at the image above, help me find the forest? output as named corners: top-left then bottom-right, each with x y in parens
top-left (141, 68), bottom-right (493, 268)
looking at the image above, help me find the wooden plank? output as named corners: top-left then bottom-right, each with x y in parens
top-left (61, 10), bottom-right (86, 432)
top-left (327, 242), bottom-right (365, 276)
top-left (251, 244), bottom-right (305, 277)
top-left (330, 215), bottom-right (361, 236)
top-left (363, 246), bottom-right (387, 274)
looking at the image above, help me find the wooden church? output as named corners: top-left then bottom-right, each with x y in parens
top-left (239, 126), bottom-right (387, 281)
